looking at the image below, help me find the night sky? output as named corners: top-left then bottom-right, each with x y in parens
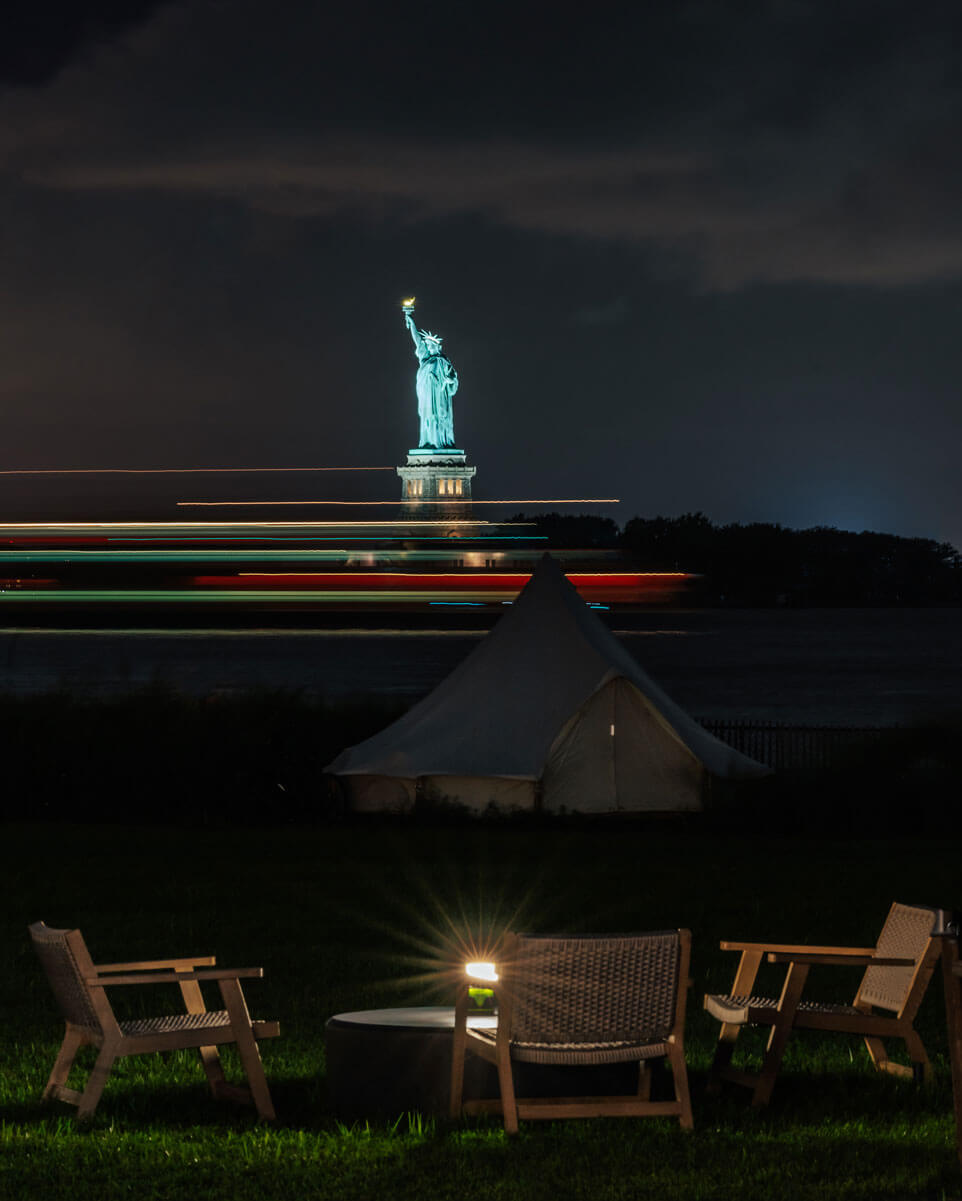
top-left (1, 1), bottom-right (960, 545)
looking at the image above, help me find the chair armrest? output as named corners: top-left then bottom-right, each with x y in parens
top-left (766, 952), bottom-right (915, 967)
top-left (86, 967), bottom-right (264, 986)
top-left (720, 936), bottom-right (879, 955)
top-left (94, 957), bottom-right (217, 972)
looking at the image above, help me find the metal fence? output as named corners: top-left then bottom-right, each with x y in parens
top-left (697, 719), bottom-right (896, 772)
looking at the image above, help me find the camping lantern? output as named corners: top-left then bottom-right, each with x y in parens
top-left (465, 961), bottom-right (498, 1008)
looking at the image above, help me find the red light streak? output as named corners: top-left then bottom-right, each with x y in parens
top-left (191, 571), bottom-right (691, 598)
top-left (229, 572), bottom-right (689, 582)
top-left (0, 520), bottom-right (502, 531)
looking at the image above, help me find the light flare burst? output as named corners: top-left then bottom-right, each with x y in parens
top-left (333, 841), bottom-right (574, 1009)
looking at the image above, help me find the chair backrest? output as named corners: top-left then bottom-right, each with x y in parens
top-left (29, 922), bottom-right (107, 1034)
top-left (503, 931), bottom-right (684, 1046)
top-left (857, 902), bottom-right (943, 1014)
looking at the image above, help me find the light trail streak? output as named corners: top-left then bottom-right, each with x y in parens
top-left (0, 626), bottom-right (491, 637)
top-left (0, 590), bottom-right (524, 604)
top-left (99, 535), bottom-right (544, 544)
top-left (187, 571), bottom-right (690, 600)
top-left (0, 546), bottom-right (545, 561)
top-left (176, 498), bottom-right (621, 507)
top-left (0, 520), bottom-right (504, 530)
top-left (230, 571), bottom-right (688, 580)
top-left (0, 466), bottom-right (394, 475)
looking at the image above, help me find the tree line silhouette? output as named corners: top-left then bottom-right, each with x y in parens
top-left (511, 512), bottom-right (962, 606)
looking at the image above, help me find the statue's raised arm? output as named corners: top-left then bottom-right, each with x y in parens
top-left (399, 299), bottom-right (459, 450)
top-left (404, 310), bottom-right (424, 355)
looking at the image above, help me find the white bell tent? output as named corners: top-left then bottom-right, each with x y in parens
top-left (327, 555), bottom-right (769, 813)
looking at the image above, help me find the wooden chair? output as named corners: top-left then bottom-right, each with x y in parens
top-left (704, 901), bottom-right (944, 1106)
top-left (449, 930), bottom-right (693, 1133)
top-left (940, 931), bottom-right (962, 1169)
top-left (29, 921), bottom-right (280, 1121)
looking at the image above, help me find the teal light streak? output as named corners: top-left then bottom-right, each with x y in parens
top-left (0, 544), bottom-right (545, 562)
top-left (0, 551), bottom-right (355, 562)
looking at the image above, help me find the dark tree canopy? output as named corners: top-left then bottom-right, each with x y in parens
top-left (511, 510), bottom-right (961, 605)
top-left (508, 511), bottom-right (621, 549)
top-left (620, 513), bottom-right (962, 606)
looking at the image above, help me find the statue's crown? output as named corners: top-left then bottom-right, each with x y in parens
top-left (422, 331), bottom-right (442, 346)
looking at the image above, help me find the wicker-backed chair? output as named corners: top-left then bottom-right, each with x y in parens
top-left (449, 930), bottom-right (693, 1133)
top-left (29, 921), bottom-right (280, 1121)
top-left (704, 901), bottom-right (945, 1106)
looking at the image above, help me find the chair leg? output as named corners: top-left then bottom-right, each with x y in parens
top-left (449, 990), bottom-right (468, 1119)
top-left (176, 972), bottom-right (228, 1099)
top-left (637, 1060), bottom-right (651, 1101)
top-left (751, 1034), bottom-right (789, 1106)
top-left (865, 1032), bottom-right (932, 1084)
top-left (219, 978), bottom-right (275, 1121)
top-left (197, 1045), bottom-right (228, 1097)
top-left (77, 1043), bottom-right (118, 1122)
top-left (706, 1035), bottom-right (738, 1094)
top-left (42, 1026), bottom-right (85, 1101)
top-left (707, 949), bottom-right (763, 1094)
top-left (495, 1044), bottom-right (518, 1135)
top-left (668, 1043), bottom-right (694, 1130)
top-left (751, 962), bottom-right (809, 1107)
top-left (863, 1034), bottom-right (888, 1072)
top-left (903, 1030), bottom-right (932, 1085)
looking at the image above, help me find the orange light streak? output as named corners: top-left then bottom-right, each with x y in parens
top-left (0, 466), bottom-right (394, 475)
top-left (0, 520), bottom-right (503, 529)
top-left (177, 498), bottom-right (620, 507)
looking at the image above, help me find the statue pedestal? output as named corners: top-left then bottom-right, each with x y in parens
top-left (397, 450), bottom-right (476, 520)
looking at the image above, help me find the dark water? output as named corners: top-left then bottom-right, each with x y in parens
top-left (0, 608), bottom-right (959, 726)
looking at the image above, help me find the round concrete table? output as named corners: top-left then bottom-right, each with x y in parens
top-left (325, 1005), bottom-right (645, 1120)
top-left (325, 1006), bottom-right (499, 1120)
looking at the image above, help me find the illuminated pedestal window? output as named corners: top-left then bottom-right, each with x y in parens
top-left (397, 450), bottom-right (476, 520)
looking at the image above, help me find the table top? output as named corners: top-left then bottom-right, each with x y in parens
top-left (327, 1005), bottom-right (497, 1032)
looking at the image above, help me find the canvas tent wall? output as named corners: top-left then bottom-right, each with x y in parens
top-left (327, 555), bottom-right (769, 814)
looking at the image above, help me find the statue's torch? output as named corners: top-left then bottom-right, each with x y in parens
top-left (401, 296), bottom-right (416, 314)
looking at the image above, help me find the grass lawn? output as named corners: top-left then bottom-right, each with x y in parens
top-left (1, 819), bottom-right (960, 1200)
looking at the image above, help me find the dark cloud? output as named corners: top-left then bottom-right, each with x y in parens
top-left (0, 1), bottom-right (170, 88)
top-left (572, 298), bottom-right (632, 327)
top-left (4, 1), bottom-right (959, 289)
top-left (24, 129), bottom-right (962, 289)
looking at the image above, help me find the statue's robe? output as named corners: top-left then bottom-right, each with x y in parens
top-left (416, 351), bottom-right (459, 448)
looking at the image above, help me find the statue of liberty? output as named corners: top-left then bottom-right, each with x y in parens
top-left (401, 298), bottom-right (459, 449)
